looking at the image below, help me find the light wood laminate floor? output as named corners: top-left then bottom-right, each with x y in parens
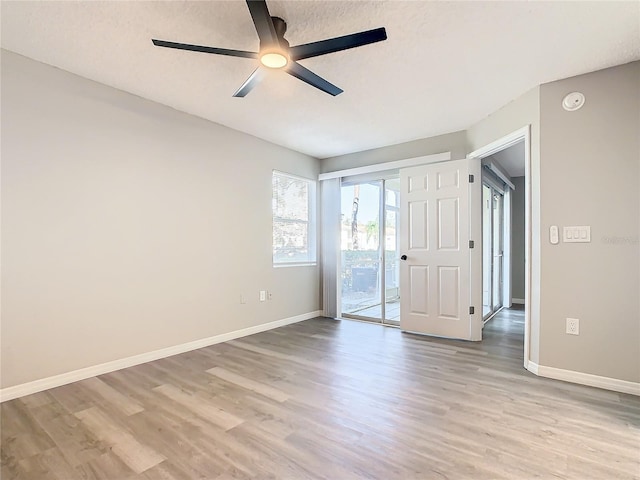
top-left (2, 309), bottom-right (639, 479)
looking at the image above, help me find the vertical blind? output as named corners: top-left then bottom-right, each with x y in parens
top-left (320, 178), bottom-right (341, 317)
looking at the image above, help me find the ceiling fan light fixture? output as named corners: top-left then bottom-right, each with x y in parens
top-left (260, 51), bottom-right (289, 69)
top-left (151, 0), bottom-right (387, 96)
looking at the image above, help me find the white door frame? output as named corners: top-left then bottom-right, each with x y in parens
top-left (468, 126), bottom-right (532, 369)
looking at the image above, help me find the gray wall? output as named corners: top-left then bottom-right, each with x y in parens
top-left (538, 61), bottom-right (639, 382)
top-left (320, 130), bottom-right (468, 173)
top-left (3, 49), bottom-right (637, 390)
top-left (468, 62), bottom-right (640, 383)
top-left (1, 51), bottom-right (321, 389)
top-left (511, 176), bottom-right (526, 301)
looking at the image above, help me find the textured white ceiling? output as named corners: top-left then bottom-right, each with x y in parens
top-left (2, 1), bottom-right (639, 159)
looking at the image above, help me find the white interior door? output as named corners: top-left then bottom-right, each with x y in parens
top-left (399, 159), bottom-right (481, 340)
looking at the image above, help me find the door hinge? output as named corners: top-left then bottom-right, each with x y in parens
top-left (469, 174), bottom-right (475, 183)
top-left (469, 306), bottom-right (475, 315)
top-left (469, 240), bottom-right (475, 249)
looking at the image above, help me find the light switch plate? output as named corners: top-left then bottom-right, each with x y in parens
top-left (563, 226), bottom-right (591, 243)
top-left (550, 226), bottom-right (559, 245)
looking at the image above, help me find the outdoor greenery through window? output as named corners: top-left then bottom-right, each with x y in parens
top-left (272, 171), bottom-right (317, 265)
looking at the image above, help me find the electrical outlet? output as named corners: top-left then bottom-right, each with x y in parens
top-left (240, 294), bottom-right (247, 304)
top-left (267, 291), bottom-right (273, 300)
top-left (566, 318), bottom-right (580, 335)
top-left (259, 290), bottom-right (266, 302)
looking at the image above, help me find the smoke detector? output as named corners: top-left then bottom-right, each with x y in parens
top-left (562, 92), bottom-right (585, 111)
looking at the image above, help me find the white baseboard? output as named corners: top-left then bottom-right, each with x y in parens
top-left (0, 310), bottom-right (321, 403)
top-left (525, 359), bottom-right (537, 374)
top-left (526, 361), bottom-right (639, 396)
top-left (511, 298), bottom-right (525, 304)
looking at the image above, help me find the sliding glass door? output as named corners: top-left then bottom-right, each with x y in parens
top-left (340, 178), bottom-right (400, 325)
top-left (341, 181), bottom-right (382, 320)
top-left (482, 183), bottom-right (505, 320)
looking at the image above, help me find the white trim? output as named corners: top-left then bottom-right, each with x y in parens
top-left (469, 158), bottom-right (483, 341)
top-left (467, 125), bottom-right (532, 371)
top-left (522, 127), bottom-right (532, 370)
top-left (467, 127), bottom-right (529, 159)
top-left (341, 170), bottom-right (399, 185)
top-left (318, 152), bottom-right (451, 181)
top-left (272, 169), bottom-right (315, 183)
top-left (527, 360), bottom-right (538, 374)
top-left (526, 361), bottom-right (640, 396)
top-left (512, 298), bottom-right (525, 304)
top-left (273, 262), bottom-right (317, 268)
top-left (0, 311), bottom-right (321, 403)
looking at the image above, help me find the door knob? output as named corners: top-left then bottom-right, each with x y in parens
top-left (401, 255), bottom-right (407, 260)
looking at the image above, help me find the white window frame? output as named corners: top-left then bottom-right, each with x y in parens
top-left (272, 170), bottom-right (317, 267)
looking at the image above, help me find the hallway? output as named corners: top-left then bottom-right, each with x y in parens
top-left (481, 306), bottom-right (525, 366)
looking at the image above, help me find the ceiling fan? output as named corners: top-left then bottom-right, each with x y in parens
top-left (152, 0), bottom-right (387, 97)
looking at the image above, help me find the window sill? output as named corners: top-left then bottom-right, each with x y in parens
top-left (273, 262), bottom-right (317, 268)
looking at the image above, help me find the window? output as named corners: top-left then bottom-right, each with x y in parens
top-left (272, 171), bottom-right (316, 265)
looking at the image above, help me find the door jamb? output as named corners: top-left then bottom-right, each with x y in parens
top-left (467, 126), bottom-right (532, 369)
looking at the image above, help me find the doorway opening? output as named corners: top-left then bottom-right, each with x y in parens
top-left (469, 127), bottom-right (530, 366)
top-left (340, 177), bottom-right (401, 326)
top-left (481, 142), bottom-right (525, 325)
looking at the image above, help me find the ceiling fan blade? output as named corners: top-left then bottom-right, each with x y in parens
top-left (152, 39), bottom-right (258, 59)
top-left (245, 0), bottom-right (278, 47)
top-left (286, 62), bottom-right (343, 96)
top-left (290, 27), bottom-right (387, 61)
top-left (233, 67), bottom-right (267, 97)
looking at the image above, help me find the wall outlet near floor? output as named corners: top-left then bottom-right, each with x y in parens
top-left (259, 290), bottom-right (266, 302)
top-left (566, 318), bottom-right (580, 335)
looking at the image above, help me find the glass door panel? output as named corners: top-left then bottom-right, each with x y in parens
top-left (383, 179), bottom-right (401, 325)
top-left (483, 181), bottom-right (505, 322)
top-left (492, 192), bottom-right (504, 310)
top-left (341, 182), bottom-right (382, 320)
top-left (340, 177), bottom-right (401, 324)
top-left (482, 185), bottom-right (492, 318)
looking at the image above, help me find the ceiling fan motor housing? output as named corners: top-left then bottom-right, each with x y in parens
top-left (272, 17), bottom-right (287, 38)
top-left (269, 17), bottom-right (290, 50)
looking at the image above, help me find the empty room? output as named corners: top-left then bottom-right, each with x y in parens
top-left (1, 1), bottom-right (639, 479)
